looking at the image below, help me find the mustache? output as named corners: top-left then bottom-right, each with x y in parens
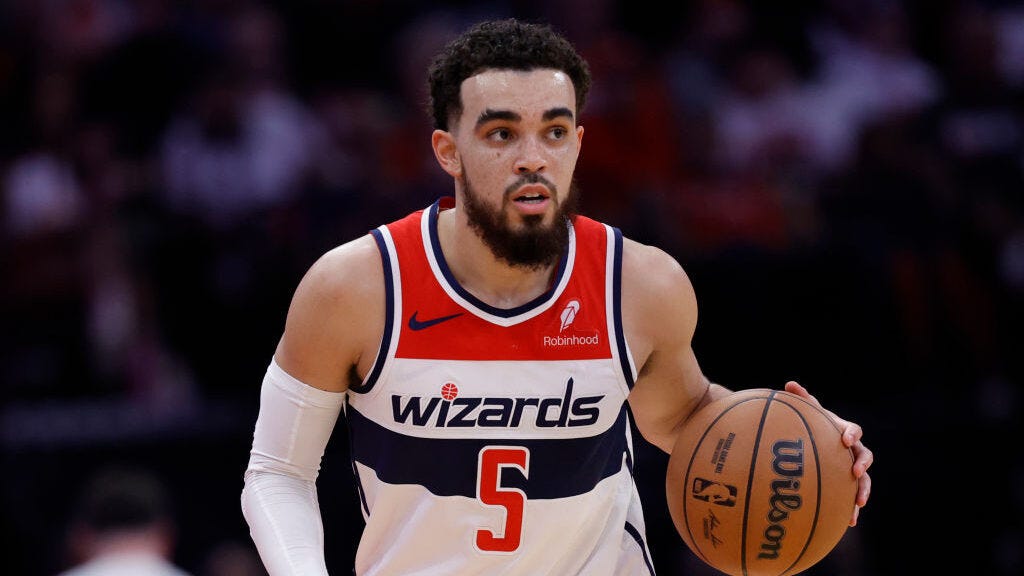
top-left (505, 172), bottom-right (557, 198)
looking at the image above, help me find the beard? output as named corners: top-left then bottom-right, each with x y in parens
top-left (460, 169), bottom-right (579, 270)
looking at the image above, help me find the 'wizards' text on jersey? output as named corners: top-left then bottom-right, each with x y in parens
top-left (344, 198), bottom-right (655, 575)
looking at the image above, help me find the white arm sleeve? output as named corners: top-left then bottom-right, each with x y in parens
top-left (241, 359), bottom-right (345, 576)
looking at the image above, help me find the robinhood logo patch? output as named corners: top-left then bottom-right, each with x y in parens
top-left (559, 300), bottom-right (580, 331)
top-left (545, 299), bottom-right (599, 347)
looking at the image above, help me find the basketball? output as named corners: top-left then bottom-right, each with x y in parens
top-left (666, 388), bottom-right (857, 576)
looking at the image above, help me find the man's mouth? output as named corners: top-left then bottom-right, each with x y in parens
top-left (514, 190), bottom-right (549, 204)
top-left (511, 182), bottom-right (553, 204)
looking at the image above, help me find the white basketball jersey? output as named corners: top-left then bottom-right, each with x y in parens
top-left (345, 198), bottom-right (655, 575)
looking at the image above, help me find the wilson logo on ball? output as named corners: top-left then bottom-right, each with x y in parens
top-left (758, 438), bottom-right (805, 560)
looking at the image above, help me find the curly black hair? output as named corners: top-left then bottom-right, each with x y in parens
top-left (426, 18), bottom-right (592, 131)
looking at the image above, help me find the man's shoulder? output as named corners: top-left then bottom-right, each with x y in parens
top-left (620, 236), bottom-right (685, 274)
top-left (296, 233), bottom-right (384, 306)
top-left (619, 236), bottom-right (695, 306)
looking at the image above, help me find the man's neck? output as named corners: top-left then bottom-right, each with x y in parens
top-left (437, 207), bottom-right (558, 309)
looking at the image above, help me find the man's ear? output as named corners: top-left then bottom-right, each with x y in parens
top-left (431, 130), bottom-right (462, 177)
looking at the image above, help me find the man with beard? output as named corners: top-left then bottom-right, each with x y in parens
top-left (240, 18), bottom-right (873, 576)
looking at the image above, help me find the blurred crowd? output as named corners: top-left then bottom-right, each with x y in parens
top-left (1, 1), bottom-right (1022, 575)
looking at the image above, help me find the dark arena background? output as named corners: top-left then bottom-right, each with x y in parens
top-left (2, 1), bottom-right (1022, 575)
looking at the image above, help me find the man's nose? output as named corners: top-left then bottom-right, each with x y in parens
top-left (514, 137), bottom-right (546, 173)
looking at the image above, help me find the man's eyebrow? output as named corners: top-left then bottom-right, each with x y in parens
top-left (476, 109), bottom-right (520, 128)
top-left (543, 107), bottom-right (574, 122)
top-left (475, 107), bottom-right (575, 129)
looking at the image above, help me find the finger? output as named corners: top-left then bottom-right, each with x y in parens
top-left (784, 380), bottom-right (808, 398)
top-left (852, 441), bottom-right (873, 477)
top-left (789, 381), bottom-right (847, 430)
top-left (850, 504), bottom-right (860, 527)
top-left (843, 422), bottom-right (864, 448)
top-left (784, 381), bottom-right (827, 413)
top-left (856, 471), bottom-right (872, 508)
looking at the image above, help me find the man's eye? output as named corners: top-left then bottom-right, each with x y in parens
top-left (549, 127), bottom-right (568, 139)
top-left (487, 128), bottom-right (512, 141)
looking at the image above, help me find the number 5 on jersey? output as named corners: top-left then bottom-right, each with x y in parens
top-left (475, 446), bottom-right (530, 553)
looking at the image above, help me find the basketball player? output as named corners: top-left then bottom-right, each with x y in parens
top-left (241, 18), bottom-right (873, 575)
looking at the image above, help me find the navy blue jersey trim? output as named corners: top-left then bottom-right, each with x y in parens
top-left (344, 397), bottom-right (371, 516)
top-left (352, 229), bottom-right (394, 394)
top-left (427, 199), bottom-right (569, 318)
top-left (611, 228), bottom-right (634, 388)
top-left (624, 521), bottom-right (656, 575)
top-left (347, 405), bottom-right (631, 499)
top-left (624, 405), bottom-right (637, 475)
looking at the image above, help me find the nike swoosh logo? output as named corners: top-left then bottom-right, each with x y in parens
top-left (408, 311), bottom-right (463, 331)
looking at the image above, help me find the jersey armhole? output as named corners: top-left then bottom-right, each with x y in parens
top-left (607, 225), bottom-right (637, 391)
top-left (350, 227), bottom-right (399, 394)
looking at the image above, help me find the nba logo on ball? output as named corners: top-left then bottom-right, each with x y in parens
top-left (691, 478), bottom-right (737, 507)
top-left (666, 389), bottom-right (858, 576)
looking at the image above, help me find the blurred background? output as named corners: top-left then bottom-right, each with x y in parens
top-left (1, 0), bottom-right (1022, 574)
